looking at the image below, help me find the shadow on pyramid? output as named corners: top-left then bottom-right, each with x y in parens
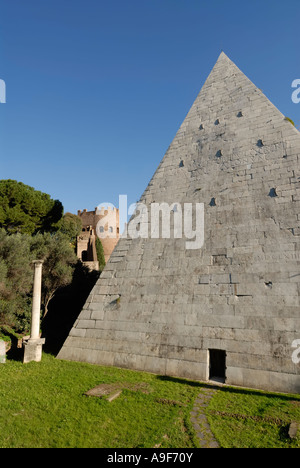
top-left (57, 52), bottom-right (300, 394)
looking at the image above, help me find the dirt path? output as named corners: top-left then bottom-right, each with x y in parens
top-left (190, 386), bottom-right (220, 448)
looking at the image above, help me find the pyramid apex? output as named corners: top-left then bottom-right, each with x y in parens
top-left (216, 50), bottom-right (233, 63)
top-left (198, 50), bottom-right (251, 93)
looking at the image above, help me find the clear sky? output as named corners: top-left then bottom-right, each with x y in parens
top-left (0, 0), bottom-right (299, 214)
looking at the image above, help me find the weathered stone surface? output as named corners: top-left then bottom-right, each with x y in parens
top-left (288, 421), bottom-right (299, 439)
top-left (191, 387), bottom-right (220, 448)
top-left (85, 382), bottom-right (151, 401)
top-left (0, 340), bottom-right (6, 364)
top-left (58, 52), bottom-right (300, 394)
top-left (23, 338), bottom-right (45, 364)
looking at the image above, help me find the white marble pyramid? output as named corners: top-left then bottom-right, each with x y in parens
top-left (58, 52), bottom-right (300, 394)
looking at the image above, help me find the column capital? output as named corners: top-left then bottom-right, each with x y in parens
top-left (32, 260), bottom-right (44, 266)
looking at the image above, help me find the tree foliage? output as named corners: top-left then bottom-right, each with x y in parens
top-left (30, 232), bottom-right (78, 318)
top-left (95, 237), bottom-right (106, 272)
top-left (59, 212), bottom-right (82, 246)
top-left (0, 230), bottom-right (78, 333)
top-left (0, 181), bottom-right (100, 339)
top-left (0, 179), bottom-right (63, 235)
top-left (0, 230), bottom-right (33, 331)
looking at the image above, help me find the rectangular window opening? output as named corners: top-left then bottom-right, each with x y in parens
top-left (209, 349), bottom-right (226, 383)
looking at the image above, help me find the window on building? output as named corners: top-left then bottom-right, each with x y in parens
top-left (81, 250), bottom-right (88, 262)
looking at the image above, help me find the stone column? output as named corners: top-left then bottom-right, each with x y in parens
top-left (0, 340), bottom-right (6, 364)
top-left (23, 260), bottom-right (45, 363)
top-left (30, 260), bottom-right (43, 340)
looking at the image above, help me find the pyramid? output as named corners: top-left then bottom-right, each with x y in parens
top-left (58, 52), bottom-right (300, 394)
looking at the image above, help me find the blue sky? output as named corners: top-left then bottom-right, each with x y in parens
top-left (0, 0), bottom-right (299, 214)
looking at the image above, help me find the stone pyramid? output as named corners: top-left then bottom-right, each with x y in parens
top-left (58, 52), bottom-right (300, 394)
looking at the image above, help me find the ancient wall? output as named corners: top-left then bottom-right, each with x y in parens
top-left (77, 207), bottom-right (120, 263)
top-left (77, 227), bottom-right (99, 271)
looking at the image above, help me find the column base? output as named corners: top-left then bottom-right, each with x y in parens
top-left (23, 338), bottom-right (45, 364)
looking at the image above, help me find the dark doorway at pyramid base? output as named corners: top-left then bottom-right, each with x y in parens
top-left (209, 349), bottom-right (226, 383)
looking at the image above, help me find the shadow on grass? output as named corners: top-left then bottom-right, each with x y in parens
top-left (156, 374), bottom-right (300, 401)
top-left (3, 263), bottom-right (100, 362)
top-left (6, 346), bottom-right (23, 361)
top-left (41, 262), bottom-right (100, 355)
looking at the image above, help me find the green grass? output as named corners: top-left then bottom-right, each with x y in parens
top-left (0, 354), bottom-right (199, 448)
top-left (0, 353), bottom-right (299, 448)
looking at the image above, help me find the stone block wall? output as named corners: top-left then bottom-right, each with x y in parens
top-left (58, 53), bottom-right (300, 394)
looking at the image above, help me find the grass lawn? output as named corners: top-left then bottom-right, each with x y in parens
top-left (207, 387), bottom-right (300, 448)
top-left (0, 353), bottom-right (299, 448)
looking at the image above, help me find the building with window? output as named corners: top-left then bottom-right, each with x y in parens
top-left (76, 207), bottom-right (120, 267)
top-left (59, 53), bottom-right (300, 394)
